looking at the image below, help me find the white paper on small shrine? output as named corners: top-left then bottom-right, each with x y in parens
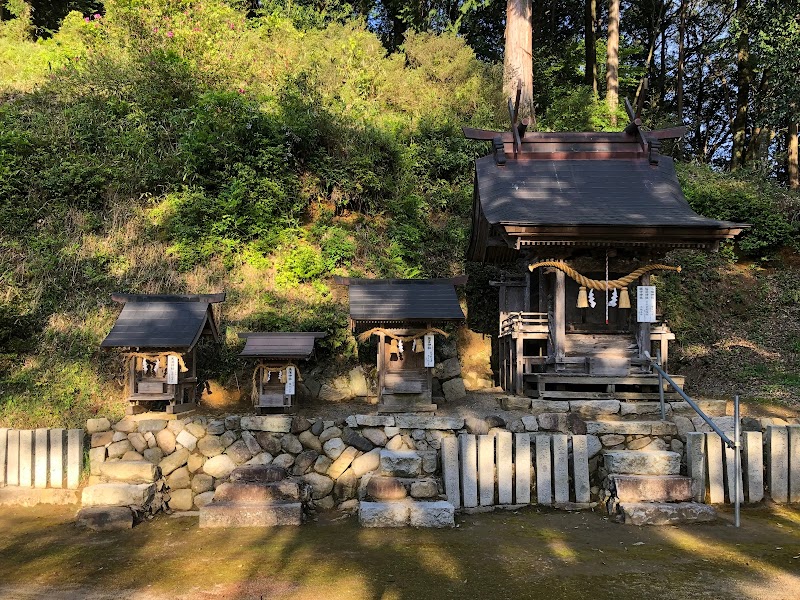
top-left (424, 334), bottom-right (435, 368)
top-left (637, 286), bottom-right (657, 323)
top-left (166, 355), bottom-right (179, 385)
top-left (284, 366), bottom-right (296, 395)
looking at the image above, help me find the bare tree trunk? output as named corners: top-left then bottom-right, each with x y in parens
top-left (606, 0), bottom-right (620, 126)
top-left (585, 0), bottom-right (597, 94)
top-left (731, 0), bottom-right (750, 169)
top-left (677, 0), bottom-right (686, 122)
top-left (504, 0), bottom-right (534, 119)
top-left (790, 121), bottom-right (799, 190)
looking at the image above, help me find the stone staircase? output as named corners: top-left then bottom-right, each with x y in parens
top-left (199, 464), bottom-right (304, 527)
top-left (593, 420), bottom-right (717, 525)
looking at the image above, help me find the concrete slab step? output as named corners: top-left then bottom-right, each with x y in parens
top-left (603, 451), bottom-right (681, 476)
top-left (612, 475), bottom-right (693, 502)
top-left (617, 502), bottom-right (717, 526)
top-left (199, 501), bottom-right (302, 528)
top-left (213, 481), bottom-right (301, 503)
top-left (586, 420), bottom-right (678, 436)
top-left (76, 506), bottom-right (134, 531)
top-left (82, 483), bottom-right (156, 507)
top-left (359, 500), bottom-right (455, 528)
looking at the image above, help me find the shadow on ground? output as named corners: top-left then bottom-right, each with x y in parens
top-left (0, 504), bottom-right (799, 600)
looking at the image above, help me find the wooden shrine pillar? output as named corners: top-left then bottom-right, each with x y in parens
top-left (552, 270), bottom-right (566, 359)
top-left (638, 273), bottom-right (652, 361)
top-left (378, 332), bottom-right (385, 404)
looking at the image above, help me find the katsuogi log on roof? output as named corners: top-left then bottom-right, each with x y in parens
top-left (335, 277), bottom-right (466, 325)
top-left (101, 293), bottom-right (225, 350)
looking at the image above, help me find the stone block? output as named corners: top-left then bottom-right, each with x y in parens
top-left (535, 435), bottom-right (552, 505)
top-left (380, 450), bottom-right (422, 477)
top-left (107, 440), bottom-right (133, 460)
top-left (91, 431), bottom-right (114, 448)
top-left (82, 483), bottom-right (156, 507)
top-left (361, 428), bottom-right (387, 447)
top-left (585, 421), bottom-right (655, 436)
top-left (159, 448), bottom-right (190, 477)
top-left (496, 431), bottom-right (513, 504)
top-left (239, 415), bottom-right (293, 433)
top-left (328, 446), bottom-right (359, 480)
top-left (86, 418), bottom-right (111, 434)
top-left (143, 448), bottom-right (164, 465)
top-left (272, 454), bottom-right (295, 469)
top-left (99, 461), bottom-right (158, 483)
top-left (514, 433), bottom-right (531, 504)
top-left (207, 420), bottom-right (225, 436)
top-left (552, 434), bottom-right (569, 504)
top-left (225, 415), bottom-right (241, 430)
top-left (185, 422), bottom-right (206, 439)
top-left (169, 488), bottom-right (194, 511)
top-left (500, 396), bottom-right (531, 411)
top-left (618, 502), bottom-right (716, 526)
top-left (128, 433), bottom-right (147, 454)
top-left (314, 455), bottom-right (333, 474)
top-left (230, 464), bottom-right (287, 484)
top-left (278, 434), bottom-right (301, 455)
top-left (619, 402), bottom-right (671, 417)
top-left (766, 426), bottom-right (789, 503)
top-left (349, 367), bottom-right (369, 397)
top-left (175, 430), bottom-right (198, 452)
top-left (89, 447), bottom-right (106, 476)
top-left (366, 476), bottom-right (407, 500)
top-left (67, 429), bottom-right (82, 490)
top-left (191, 474), bottom-right (214, 494)
top-left (200, 501), bottom-right (302, 527)
top-left (188, 453), bottom-right (206, 474)
top-left (572, 435), bottom-right (590, 504)
top-left (441, 437), bottom-right (460, 507)
top-left (167, 466), bottom-right (191, 490)
top-left (530, 400), bottom-right (569, 414)
top-left (319, 427), bottom-right (342, 444)
top-left (568, 400), bottom-right (620, 417)
top-left (318, 384), bottom-right (348, 402)
top-left (303, 472), bottom-right (334, 499)
top-left (692, 416), bottom-right (736, 435)
top-left (298, 431), bottom-right (322, 453)
top-left (47, 429), bottom-right (63, 488)
top-left (627, 437), bottom-right (653, 451)
top-left (433, 357), bottom-right (461, 380)
top-left (358, 501), bottom-right (410, 527)
top-left (156, 429), bottom-right (176, 454)
top-left (334, 468), bottom-right (358, 501)
top-left (356, 415), bottom-right (396, 427)
top-left (410, 480), bottom-right (438, 499)
top-left (408, 500), bottom-right (455, 527)
top-left (460, 435), bottom-right (478, 508)
top-left (521, 416), bottom-right (538, 432)
top-left (323, 438), bottom-right (346, 460)
top-left (137, 420), bottom-right (167, 434)
top-left (113, 419), bottom-right (137, 434)
top-left (395, 415), bottom-right (465, 431)
top-left (705, 433), bottom-right (725, 504)
top-left (673, 416), bottom-right (695, 440)
top-left (292, 450), bottom-right (318, 475)
top-left (789, 426), bottom-right (800, 504)
top-left (194, 491), bottom-right (215, 508)
top-left (442, 378), bottom-right (467, 402)
top-left (341, 428), bottom-right (374, 453)
top-left (198, 435), bottom-right (224, 458)
top-left (603, 451), bottom-right (681, 476)
top-left (742, 431), bottom-right (764, 503)
top-left (612, 475), bottom-right (693, 502)
top-left (685, 433), bottom-right (706, 502)
top-left (351, 448), bottom-right (381, 477)
top-left (214, 481), bottom-right (301, 503)
top-left (537, 413), bottom-right (569, 433)
top-left (203, 454), bottom-right (236, 479)
top-left (225, 440), bottom-right (253, 465)
top-left (76, 506), bottom-right (133, 531)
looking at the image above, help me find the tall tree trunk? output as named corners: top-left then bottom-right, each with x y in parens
top-left (606, 0), bottom-right (620, 126)
top-left (585, 0), bottom-right (597, 94)
top-left (677, 0), bottom-right (686, 122)
top-left (504, 0), bottom-right (534, 119)
top-left (790, 121), bottom-right (799, 190)
top-left (731, 0), bottom-right (750, 169)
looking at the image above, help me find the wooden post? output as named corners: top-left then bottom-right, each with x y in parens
top-left (524, 270), bottom-right (531, 312)
top-left (377, 332), bottom-right (385, 404)
top-left (515, 336), bottom-right (524, 395)
top-left (553, 270), bottom-right (566, 360)
top-left (638, 273), bottom-right (651, 361)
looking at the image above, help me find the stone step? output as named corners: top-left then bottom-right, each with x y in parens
top-left (76, 506), bottom-right (134, 531)
top-left (603, 451), bottom-right (681, 476)
top-left (213, 481), bottom-right (301, 503)
top-left (199, 501), bottom-right (303, 528)
top-left (617, 502), bottom-right (717, 526)
top-left (586, 420), bottom-right (677, 436)
top-left (359, 500), bottom-right (454, 528)
top-left (612, 475), bottom-right (693, 502)
top-left (98, 461), bottom-right (159, 484)
top-left (229, 464), bottom-right (287, 484)
top-left (82, 483), bottom-right (156, 508)
top-left (379, 450), bottom-right (422, 478)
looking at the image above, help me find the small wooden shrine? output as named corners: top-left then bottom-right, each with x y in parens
top-left (100, 293), bottom-right (225, 414)
top-left (239, 332), bottom-right (326, 413)
top-left (464, 95), bottom-right (747, 398)
top-left (335, 277), bottom-right (466, 413)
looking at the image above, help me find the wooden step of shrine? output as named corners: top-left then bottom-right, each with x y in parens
top-left (528, 373), bottom-right (684, 400)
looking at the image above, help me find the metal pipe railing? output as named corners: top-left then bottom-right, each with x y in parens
top-left (644, 351), bottom-right (741, 528)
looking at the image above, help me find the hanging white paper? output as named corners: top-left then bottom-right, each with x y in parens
top-left (637, 286), bottom-right (657, 323)
top-left (608, 288), bottom-right (618, 307)
top-left (284, 366), bottom-right (296, 396)
top-left (587, 289), bottom-right (597, 309)
top-left (166, 355), bottom-right (179, 385)
top-left (424, 334), bottom-right (435, 368)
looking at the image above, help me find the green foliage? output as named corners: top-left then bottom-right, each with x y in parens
top-left (677, 162), bottom-right (800, 258)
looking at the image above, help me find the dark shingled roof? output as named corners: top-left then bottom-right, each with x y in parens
top-left (239, 332), bottom-right (326, 359)
top-left (101, 297), bottom-right (221, 349)
top-left (344, 279), bottom-right (465, 323)
top-left (475, 155), bottom-right (740, 228)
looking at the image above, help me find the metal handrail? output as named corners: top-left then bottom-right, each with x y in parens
top-left (644, 351), bottom-right (741, 528)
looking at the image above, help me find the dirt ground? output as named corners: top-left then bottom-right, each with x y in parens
top-left (1, 503), bottom-right (799, 600)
